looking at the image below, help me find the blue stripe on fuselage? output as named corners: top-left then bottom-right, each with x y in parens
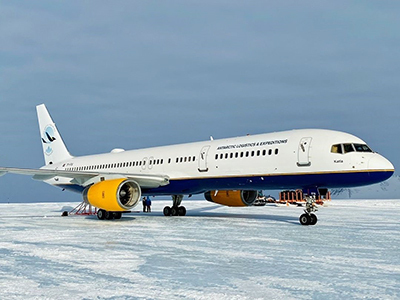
top-left (55, 170), bottom-right (394, 196)
top-left (142, 170), bottom-right (394, 195)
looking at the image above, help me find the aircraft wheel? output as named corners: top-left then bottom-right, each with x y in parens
top-left (97, 209), bottom-right (106, 220)
top-left (163, 206), bottom-right (171, 216)
top-left (171, 206), bottom-right (179, 216)
top-left (299, 213), bottom-right (311, 225)
top-left (114, 212), bottom-right (122, 220)
top-left (178, 206), bottom-right (186, 216)
top-left (105, 211), bottom-right (114, 220)
top-left (309, 213), bottom-right (318, 225)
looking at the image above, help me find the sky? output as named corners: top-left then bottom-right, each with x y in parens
top-left (1, 1), bottom-right (400, 202)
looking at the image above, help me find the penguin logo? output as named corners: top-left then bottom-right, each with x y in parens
top-left (42, 125), bottom-right (56, 155)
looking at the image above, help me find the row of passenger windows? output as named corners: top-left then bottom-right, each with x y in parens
top-left (331, 143), bottom-right (373, 154)
top-left (65, 160), bottom-right (158, 171)
top-left (176, 156), bottom-right (196, 163)
top-left (64, 148), bottom-right (280, 171)
top-left (215, 148), bottom-right (279, 160)
top-left (64, 156), bottom-right (196, 171)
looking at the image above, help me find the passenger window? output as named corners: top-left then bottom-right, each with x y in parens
top-left (343, 144), bottom-right (355, 153)
top-left (275, 149), bottom-right (279, 155)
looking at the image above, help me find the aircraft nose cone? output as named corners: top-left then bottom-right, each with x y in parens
top-left (368, 155), bottom-right (395, 183)
top-left (368, 155), bottom-right (395, 172)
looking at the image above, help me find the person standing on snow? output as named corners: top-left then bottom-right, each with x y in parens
top-left (145, 196), bottom-right (152, 212)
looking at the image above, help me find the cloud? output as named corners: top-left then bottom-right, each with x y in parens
top-left (0, 1), bottom-right (399, 202)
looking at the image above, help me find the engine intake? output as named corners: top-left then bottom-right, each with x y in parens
top-left (204, 190), bottom-right (257, 207)
top-left (83, 178), bottom-right (141, 211)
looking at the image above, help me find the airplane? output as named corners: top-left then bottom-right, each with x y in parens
top-left (0, 104), bottom-right (395, 225)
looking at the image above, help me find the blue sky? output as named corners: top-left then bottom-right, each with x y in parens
top-left (1, 1), bottom-right (399, 202)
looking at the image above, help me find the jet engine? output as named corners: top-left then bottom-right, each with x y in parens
top-left (204, 190), bottom-right (257, 207)
top-left (83, 178), bottom-right (141, 211)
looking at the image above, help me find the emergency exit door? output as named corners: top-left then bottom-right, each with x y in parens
top-left (198, 145), bottom-right (210, 172)
top-left (297, 137), bottom-right (312, 166)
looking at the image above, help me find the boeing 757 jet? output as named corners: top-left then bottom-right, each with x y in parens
top-left (0, 104), bottom-right (394, 225)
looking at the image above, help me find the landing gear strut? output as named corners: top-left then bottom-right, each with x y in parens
top-left (299, 195), bottom-right (318, 225)
top-left (163, 195), bottom-right (186, 216)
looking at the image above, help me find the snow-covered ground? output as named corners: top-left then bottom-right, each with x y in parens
top-left (0, 199), bottom-right (399, 300)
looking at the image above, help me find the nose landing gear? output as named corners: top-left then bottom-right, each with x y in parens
top-left (299, 195), bottom-right (318, 225)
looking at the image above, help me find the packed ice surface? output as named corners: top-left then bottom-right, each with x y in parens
top-left (0, 199), bottom-right (399, 300)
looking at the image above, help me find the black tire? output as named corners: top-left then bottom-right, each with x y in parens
top-left (178, 206), bottom-right (186, 216)
top-left (299, 213), bottom-right (311, 225)
top-left (114, 212), bottom-right (122, 220)
top-left (105, 211), bottom-right (114, 220)
top-left (163, 206), bottom-right (171, 216)
top-left (171, 206), bottom-right (179, 216)
top-left (97, 209), bottom-right (106, 220)
top-left (309, 213), bottom-right (318, 225)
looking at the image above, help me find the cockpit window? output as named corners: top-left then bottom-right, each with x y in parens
top-left (354, 144), bottom-right (373, 152)
top-left (331, 144), bottom-right (343, 154)
top-left (331, 143), bottom-right (373, 154)
top-left (343, 143), bottom-right (355, 153)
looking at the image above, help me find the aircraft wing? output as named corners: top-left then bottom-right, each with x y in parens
top-left (0, 167), bottom-right (170, 189)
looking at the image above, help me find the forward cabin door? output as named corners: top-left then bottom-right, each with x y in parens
top-left (297, 137), bottom-right (312, 166)
top-left (198, 145), bottom-right (210, 172)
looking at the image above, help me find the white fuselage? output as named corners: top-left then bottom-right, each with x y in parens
top-left (44, 129), bottom-right (394, 196)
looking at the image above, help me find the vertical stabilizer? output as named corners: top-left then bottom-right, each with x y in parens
top-left (36, 104), bottom-right (73, 165)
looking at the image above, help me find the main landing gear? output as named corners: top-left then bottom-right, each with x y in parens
top-left (163, 195), bottom-right (187, 216)
top-left (97, 209), bottom-right (122, 220)
top-left (299, 195), bottom-right (318, 226)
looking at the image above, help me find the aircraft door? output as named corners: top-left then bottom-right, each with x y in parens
top-left (297, 137), bottom-right (312, 166)
top-left (198, 145), bottom-right (210, 172)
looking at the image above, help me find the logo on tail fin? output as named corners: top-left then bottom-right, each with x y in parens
top-left (41, 125), bottom-right (56, 155)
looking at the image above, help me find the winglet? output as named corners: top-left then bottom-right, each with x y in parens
top-left (36, 104), bottom-right (73, 165)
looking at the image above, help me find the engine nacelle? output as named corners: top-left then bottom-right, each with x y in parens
top-left (83, 178), bottom-right (141, 211)
top-left (204, 190), bottom-right (257, 207)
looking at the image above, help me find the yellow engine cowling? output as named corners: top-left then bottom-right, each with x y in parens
top-left (83, 178), bottom-right (141, 211)
top-left (204, 190), bottom-right (257, 207)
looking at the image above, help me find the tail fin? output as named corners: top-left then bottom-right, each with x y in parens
top-left (36, 104), bottom-right (73, 165)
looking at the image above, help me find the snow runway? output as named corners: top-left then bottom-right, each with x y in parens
top-left (0, 200), bottom-right (399, 299)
